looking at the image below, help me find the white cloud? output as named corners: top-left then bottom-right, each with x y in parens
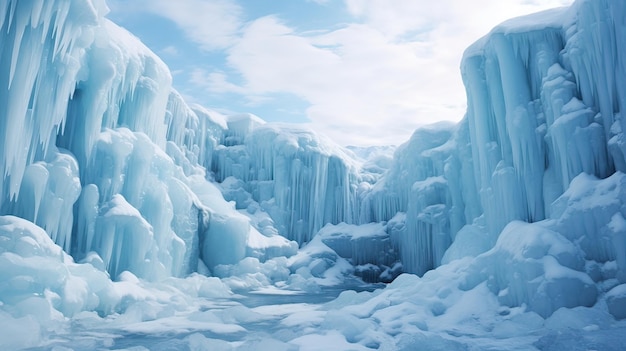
top-left (191, 69), bottom-right (241, 94)
top-left (344, 0), bottom-right (573, 40)
top-left (123, 0), bottom-right (575, 146)
top-left (227, 17), bottom-right (341, 95)
top-left (190, 68), bottom-right (273, 107)
top-left (213, 15), bottom-right (465, 145)
top-left (210, 0), bottom-right (575, 146)
top-left (142, 0), bottom-right (243, 51)
top-left (160, 45), bottom-right (179, 56)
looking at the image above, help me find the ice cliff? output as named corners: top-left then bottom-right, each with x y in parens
top-left (1, 0), bottom-right (626, 340)
top-left (364, 0), bottom-right (626, 279)
top-left (0, 0), bottom-right (293, 282)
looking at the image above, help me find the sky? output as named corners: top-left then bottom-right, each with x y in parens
top-left (106, 0), bottom-right (573, 147)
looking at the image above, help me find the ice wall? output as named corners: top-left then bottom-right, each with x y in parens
top-left (361, 121), bottom-right (481, 275)
top-left (0, 0), bottom-right (103, 203)
top-left (367, 0), bottom-right (626, 278)
top-left (214, 123), bottom-right (361, 244)
top-left (0, 0), bottom-right (361, 285)
top-left (0, 0), bottom-right (101, 234)
top-left (462, 0), bottom-right (626, 228)
top-left (164, 91), bottom-right (227, 173)
top-left (0, 0), bottom-right (257, 281)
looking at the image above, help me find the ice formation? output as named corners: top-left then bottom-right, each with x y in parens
top-left (1, 0), bottom-right (626, 349)
top-left (362, 0), bottom-right (626, 280)
top-left (214, 122), bottom-right (361, 244)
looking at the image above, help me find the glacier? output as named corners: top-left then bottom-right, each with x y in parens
top-left (1, 0), bottom-right (626, 350)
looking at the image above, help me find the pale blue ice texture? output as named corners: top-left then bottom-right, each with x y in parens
top-left (0, 0), bottom-right (626, 350)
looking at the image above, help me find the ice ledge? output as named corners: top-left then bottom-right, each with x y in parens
top-left (462, 6), bottom-right (571, 60)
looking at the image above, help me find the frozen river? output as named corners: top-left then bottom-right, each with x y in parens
top-left (24, 282), bottom-right (385, 351)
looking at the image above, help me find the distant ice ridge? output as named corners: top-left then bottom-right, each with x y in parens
top-left (214, 122), bottom-right (362, 244)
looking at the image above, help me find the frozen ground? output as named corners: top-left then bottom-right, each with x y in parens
top-left (20, 284), bottom-right (376, 351)
top-left (13, 274), bottom-right (626, 351)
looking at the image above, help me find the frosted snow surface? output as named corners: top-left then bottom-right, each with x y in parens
top-left (1, 0), bottom-right (626, 349)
